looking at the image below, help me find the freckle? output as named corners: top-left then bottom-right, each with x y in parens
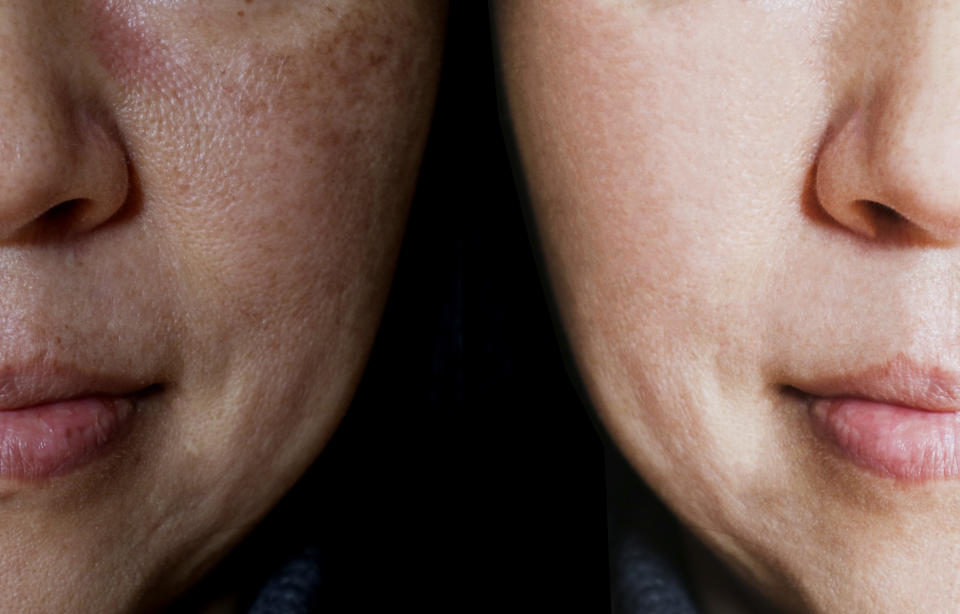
top-left (237, 10), bottom-right (244, 16)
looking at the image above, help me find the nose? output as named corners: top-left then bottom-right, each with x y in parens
top-left (815, 5), bottom-right (960, 244)
top-left (0, 5), bottom-right (128, 242)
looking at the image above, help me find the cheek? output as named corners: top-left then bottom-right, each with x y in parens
top-left (511, 3), bottom-right (833, 348)
top-left (88, 0), bottom-right (191, 91)
top-left (77, 0), bottom-right (440, 464)
top-left (503, 1), bottom-right (848, 498)
top-left (86, 0), bottom-right (433, 311)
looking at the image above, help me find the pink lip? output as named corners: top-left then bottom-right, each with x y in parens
top-left (0, 365), bottom-right (150, 480)
top-left (799, 355), bottom-right (960, 481)
top-left (0, 397), bottom-right (135, 479)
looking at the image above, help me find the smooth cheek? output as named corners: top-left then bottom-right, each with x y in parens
top-left (502, 2), bottom-right (897, 609)
top-left (506, 3), bottom-right (960, 612)
top-left (505, 2), bottom-right (826, 479)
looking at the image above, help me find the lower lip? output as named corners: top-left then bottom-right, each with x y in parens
top-left (0, 397), bottom-right (135, 480)
top-left (809, 397), bottom-right (960, 481)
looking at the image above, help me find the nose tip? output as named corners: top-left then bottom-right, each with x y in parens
top-left (0, 106), bottom-right (129, 242)
top-left (814, 4), bottom-right (960, 246)
top-left (0, 3), bottom-right (130, 244)
top-left (815, 100), bottom-right (960, 244)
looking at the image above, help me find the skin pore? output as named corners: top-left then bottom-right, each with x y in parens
top-left (497, 1), bottom-right (960, 612)
top-left (0, 0), bottom-right (443, 612)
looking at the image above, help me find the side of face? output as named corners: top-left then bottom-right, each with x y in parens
top-left (0, 1), bottom-right (444, 611)
top-left (497, 1), bottom-right (960, 612)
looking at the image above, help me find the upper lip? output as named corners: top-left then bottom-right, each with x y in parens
top-left (0, 360), bottom-right (152, 411)
top-left (789, 353), bottom-right (960, 413)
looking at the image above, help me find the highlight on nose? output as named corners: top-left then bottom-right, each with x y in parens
top-left (814, 106), bottom-right (960, 244)
top-left (814, 35), bottom-right (960, 246)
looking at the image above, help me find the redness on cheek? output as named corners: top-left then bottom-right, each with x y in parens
top-left (86, 0), bottom-right (182, 91)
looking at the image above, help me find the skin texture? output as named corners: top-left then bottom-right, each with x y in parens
top-left (0, 0), bottom-right (444, 611)
top-left (497, 1), bottom-right (960, 612)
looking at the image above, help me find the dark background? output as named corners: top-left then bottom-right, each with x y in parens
top-left (196, 5), bottom-right (610, 611)
top-left (325, 3), bottom-right (609, 609)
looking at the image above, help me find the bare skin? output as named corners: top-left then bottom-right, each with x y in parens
top-left (497, 1), bottom-right (960, 612)
top-left (0, 1), bottom-right (444, 611)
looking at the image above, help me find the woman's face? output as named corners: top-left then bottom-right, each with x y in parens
top-left (0, 0), bottom-right (442, 611)
top-left (499, 1), bottom-right (960, 612)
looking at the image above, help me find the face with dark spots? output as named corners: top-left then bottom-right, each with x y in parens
top-left (0, 0), bottom-right (444, 611)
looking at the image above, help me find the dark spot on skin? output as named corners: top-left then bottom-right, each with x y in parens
top-left (237, 11), bottom-right (244, 17)
top-left (245, 0), bottom-right (253, 3)
top-left (325, 8), bottom-right (404, 91)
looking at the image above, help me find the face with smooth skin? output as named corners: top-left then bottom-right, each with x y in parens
top-left (498, 1), bottom-right (960, 612)
top-left (0, 1), bottom-right (443, 611)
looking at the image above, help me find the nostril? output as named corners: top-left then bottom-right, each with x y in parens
top-left (29, 199), bottom-right (90, 239)
top-left (46, 198), bottom-right (83, 216)
top-left (43, 198), bottom-right (84, 223)
top-left (864, 200), bottom-right (904, 224)
top-left (853, 200), bottom-right (906, 237)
